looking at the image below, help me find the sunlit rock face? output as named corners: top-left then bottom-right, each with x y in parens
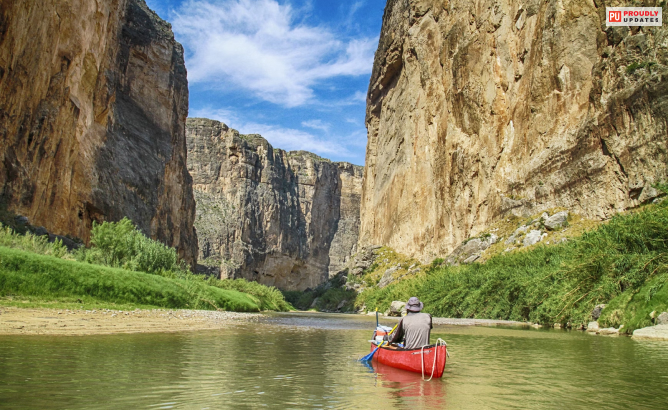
top-left (360, 0), bottom-right (668, 262)
top-left (187, 118), bottom-right (363, 291)
top-left (0, 0), bottom-right (198, 265)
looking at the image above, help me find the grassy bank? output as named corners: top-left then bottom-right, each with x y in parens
top-left (0, 214), bottom-right (292, 312)
top-left (0, 246), bottom-right (262, 311)
top-left (355, 200), bottom-right (668, 333)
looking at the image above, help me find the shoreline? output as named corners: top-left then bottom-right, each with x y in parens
top-left (0, 307), bottom-right (263, 336)
top-left (432, 317), bottom-right (530, 327)
top-left (0, 307), bottom-right (534, 336)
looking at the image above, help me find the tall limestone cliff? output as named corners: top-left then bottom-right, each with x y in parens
top-left (361, 0), bottom-right (668, 262)
top-left (187, 118), bottom-right (363, 291)
top-left (0, 0), bottom-right (198, 264)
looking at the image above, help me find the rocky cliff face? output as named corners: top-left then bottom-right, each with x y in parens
top-left (0, 0), bottom-right (198, 264)
top-left (361, 0), bottom-right (668, 262)
top-left (187, 118), bottom-right (363, 291)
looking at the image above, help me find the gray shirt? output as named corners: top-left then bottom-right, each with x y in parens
top-left (389, 312), bottom-right (433, 349)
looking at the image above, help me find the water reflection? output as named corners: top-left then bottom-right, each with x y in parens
top-left (372, 361), bottom-right (447, 407)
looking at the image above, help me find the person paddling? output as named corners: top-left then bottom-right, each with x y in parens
top-left (389, 297), bottom-right (433, 349)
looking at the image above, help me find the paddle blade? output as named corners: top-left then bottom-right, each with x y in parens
top-left (359, 343), bottom-right (382, 362)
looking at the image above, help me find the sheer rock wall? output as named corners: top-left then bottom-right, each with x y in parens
top-left (360, 0), bottom-right (668, 262)
top-left (0, 0), bottom-right (198, 264)
top-left (187, 118), bottom-right (363, 291)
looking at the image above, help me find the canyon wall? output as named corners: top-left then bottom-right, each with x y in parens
top-left (187, 118), bottom-right (363, 291)
top-left (361, 0), bottom-right (668, 262)
top-left (0, 0), bottom-right (198, 264)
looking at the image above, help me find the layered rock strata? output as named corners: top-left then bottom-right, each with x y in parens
top-left (0, 0), bottom-right (197, 264)
top-left (361, 0), bottom-right (668, 262)
top-left (187, 118), bottom-right (363, 291)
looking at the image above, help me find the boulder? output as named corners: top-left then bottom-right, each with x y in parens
top-left (336, 300), bottom-right (348, 310)
top-left (445, 234), bottom-right (498, 265)
top-left (598, 327), bottom-right (620, 336)
top-left (632, 324), bottom-right (668, 341)
top-left (591, 304), bottom-right (607, 320)
top-left (462, 254), bottom-right (481, 264)
top-left (658, 312), bottom-right (668, 325)
top-left (544, 211), bottom-right (569, 231)
top-left (586, 321), bottom-right (600, 332)
top-left (523, 230), bottom-right (544, 247)
top-left (388, 301), bottom-right (406, 317)
top-left (310, 298), bottom-right (319, 309)
top-left (505, 226), bottom-right (529, 245)
top-left (48, 234), bottom-right (82, 251)
top-left (377, 266), bottom-right (400, 288)
top-left (14, 215), bottom-right (29, 225)
top-left (32, 226), bottom-right (48, 236)
top-left (638, 185), bottom-right (660, 203)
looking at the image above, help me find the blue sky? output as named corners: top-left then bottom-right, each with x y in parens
top-left (145, 0), bottom-right (387, 165)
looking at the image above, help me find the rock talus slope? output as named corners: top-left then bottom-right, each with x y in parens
top-left (187, 118), bottom-right (363, 291)
top-left (361, 0), bottom-right (668, 262)
top-left (0, 0), bottom-right (197, 264)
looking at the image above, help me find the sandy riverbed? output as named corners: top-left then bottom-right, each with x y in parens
top-left (0, 307), bottom-right (262, 336)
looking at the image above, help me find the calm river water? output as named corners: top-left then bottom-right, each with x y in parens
top-left (1, 312), bottom-right (667, 409)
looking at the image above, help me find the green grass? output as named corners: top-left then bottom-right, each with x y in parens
top-left (0, 296), bottom-right (161, 311)
top-left (212, 278), bottom-right (293, 311)
top-left (357, 201), bottom-right (668, 333)
top-left (0, 214), bottom-right (293, 312)
top-left (0, 246), bottom-right (261, 312)
top-left (598, 275), bottom-right (668, 331)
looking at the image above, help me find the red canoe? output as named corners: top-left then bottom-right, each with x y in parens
top-left (370, 342), bottom-right (447, 379)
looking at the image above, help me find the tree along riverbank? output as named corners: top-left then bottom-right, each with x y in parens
top-left (288, 191), bottom-right (668, 335)
top-left (0, 211), bottom-right (292, 313)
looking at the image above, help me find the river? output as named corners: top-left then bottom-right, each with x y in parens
top-left (1, 312), bottom-right (667, 409)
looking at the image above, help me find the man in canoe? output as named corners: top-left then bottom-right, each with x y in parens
top-left (389, 297), bottom-right (433, 349)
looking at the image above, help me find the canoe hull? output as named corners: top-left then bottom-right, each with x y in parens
top-left (370, 343), bottom-right (447, 378)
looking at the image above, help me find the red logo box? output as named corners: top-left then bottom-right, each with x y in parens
top-left (609, 10), bottom-right (622, 22)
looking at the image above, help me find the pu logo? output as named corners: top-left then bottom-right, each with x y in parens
top-left (609, 10), bottom-right (622, 22)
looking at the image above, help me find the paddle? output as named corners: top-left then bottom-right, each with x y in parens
top-left (359, 322), bottom-right (399, 362)
top-left (360, 341), bottom-right (386, 362)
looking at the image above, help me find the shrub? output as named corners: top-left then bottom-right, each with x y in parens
top-left (0, 217), bottom-right (292, 312)
top-left (76, 218), bottom-right (182, 275)
top-left (357, 201), bottom-right (668, 332)
top-left (0, 226), bottom-right (68, 258)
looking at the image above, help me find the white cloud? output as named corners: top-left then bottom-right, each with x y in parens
top-left (189, 107), bottom-right (239, 126)
top-left (242, 122), bottom-right (348, 156)
top-left (349, 1), bottom-right (365, 16)
top-left (172, 0), bottom-right (377, 107)
top-left (301, 119), bottom-right (330, 132)
top-left (352, 90), bottom-right (367, 103)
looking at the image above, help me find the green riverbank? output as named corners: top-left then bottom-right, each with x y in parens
top-left (291, 198), bottom-right (668, 333)
top-left (0, 215), bottom-right (292, 312)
